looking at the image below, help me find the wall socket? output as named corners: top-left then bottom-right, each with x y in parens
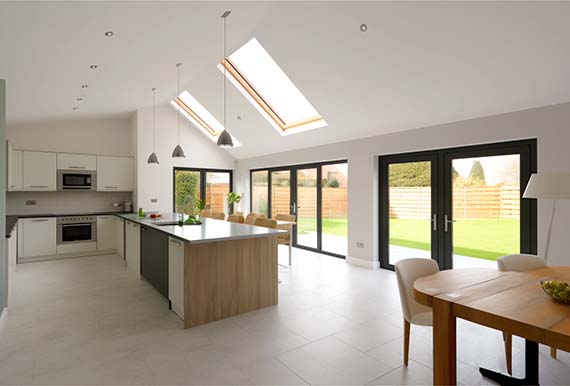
top-left (150, 198), bottom-right (158, 203)
top-left (25, 200), bottom-right (37, 205)
top-left (356, 242), bottom-right (365, 248)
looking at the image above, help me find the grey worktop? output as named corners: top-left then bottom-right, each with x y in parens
top-left (117, 213), bottom-right (285, 244)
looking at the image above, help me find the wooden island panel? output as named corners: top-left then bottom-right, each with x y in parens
top-left (183, 235), bottom-right (278, 328)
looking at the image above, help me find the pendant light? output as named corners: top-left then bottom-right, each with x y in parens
top-left (147, 88), bottom-right (160, 164)
top-left (217, 10), bottom-right (234, 148)
top-left (171, 63), bottom-right (186, 158)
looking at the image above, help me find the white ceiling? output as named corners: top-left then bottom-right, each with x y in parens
top-left (2, 1), bottom-right (570, 159)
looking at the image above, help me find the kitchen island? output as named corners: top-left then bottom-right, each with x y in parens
top-left (117, 213), bottom-right (283, 328)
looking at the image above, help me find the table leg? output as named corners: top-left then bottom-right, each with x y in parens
top-left (433, 297), bottom-right (457, 385)
top-left (479, 339), bottom-right (539, 386)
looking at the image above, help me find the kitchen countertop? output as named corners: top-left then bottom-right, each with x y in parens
top-left (117, 213), bottom-right (285, 244)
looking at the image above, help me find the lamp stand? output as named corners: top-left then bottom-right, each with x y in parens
top-left (544, 200), bottom-right (558, 263)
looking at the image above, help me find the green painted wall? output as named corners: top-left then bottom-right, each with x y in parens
top-left (0, 79), bottom-right (6, 313)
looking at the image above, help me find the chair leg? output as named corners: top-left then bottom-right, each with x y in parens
top-left (403, 319), bottom-right (410, 366)
top-left (503, 332), bottom-right (512, 375)
top-left (550, 346), bottom-right (557, 359)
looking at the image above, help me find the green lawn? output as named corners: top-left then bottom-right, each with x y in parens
top-left (298, 217), bottom-right (519, 261)
top-left (389, 218), bottom-right (520, 261)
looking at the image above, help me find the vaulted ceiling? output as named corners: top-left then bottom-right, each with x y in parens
top-left (2, 1), bottom-right (570, 159)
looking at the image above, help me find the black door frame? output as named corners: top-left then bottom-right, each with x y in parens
top-left (379, 139), bottom-right (537, 271)
top-left (250, 159), bottom-right (348, 259)
top-left (172, 167), bottom-right (233, 211)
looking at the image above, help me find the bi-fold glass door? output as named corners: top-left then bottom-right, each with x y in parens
top-left (380, 140), bottom-right (537, 271)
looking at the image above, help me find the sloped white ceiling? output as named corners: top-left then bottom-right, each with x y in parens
top-left (1, 1), bottom-right (570, 159)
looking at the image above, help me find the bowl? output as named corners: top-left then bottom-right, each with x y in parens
top-left (541, 279), bottom-right (570, 304)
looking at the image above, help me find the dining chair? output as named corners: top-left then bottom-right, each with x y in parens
top-left (227, 214), bottom-right (244, 223)
top-left (274, 214), bottom-right (295, 246)
top-left (254, 218), bottom-right (277, 228)
top-left (233, 211), bottom-right (244, 216)
top-left (395, 258), bottom-right (439, 366)
top-left (497, 254), bottom-right (557, 365)
top-left (210, 212), bottom-right (226, 220)
top-left (200, 210), bottom-right (211, 218)
top-left (245, 213), bottom-right (265, 225)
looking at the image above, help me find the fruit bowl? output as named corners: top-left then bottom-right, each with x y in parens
top-left (541, 279), bottom-right (570, 304)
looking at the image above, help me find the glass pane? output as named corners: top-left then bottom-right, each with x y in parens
top-left (271, 170), bottom-right (290, 218)
top-left (296, 168), bottom-right (318, 249)
top-left (206, 172), bottom-right (231, 214)
top-left (388, 161), bottom-right (432, 266)
top-left (251, 171), bottom-right (269, 217)
top-left (321, 163), bottom-right (348, 256)
top-left (175, 170), bottom-right (201, 215)
top-left (451, 155), bottom-right (520, 268)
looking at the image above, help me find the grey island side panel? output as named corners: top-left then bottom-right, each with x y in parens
top-left (116, 213), bottom-right (285, 244)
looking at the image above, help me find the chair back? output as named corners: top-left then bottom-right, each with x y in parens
top-left (201, 210), bottom-right (211, 218)
top-left (275, 213), bottom-right (296, 222)
top-left (395, 258), bottom-right (439, 323)
top-left (497, 254), bottom-right (546, 272)
top-left (210, 212), bottom-right (226, 220)
top-left (227, 214), bottom-right (245, 224)
top-left (254, 218), bottom-right (277, 228)
top-left (245, 213), bottom-right (260, 225)
top-left (233, 211), bottom-right (244, 216)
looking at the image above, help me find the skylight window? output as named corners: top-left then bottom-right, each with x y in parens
top-left (220, 37), bottom-right (327, 135)
top-left (171, 90), bottom-right (240, 146)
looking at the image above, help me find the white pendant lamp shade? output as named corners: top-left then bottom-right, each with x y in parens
top-left (172, 63), bottom-right (186, 158)
top-left (218, 10), bottom-right (234, 148)
top-left (523, 173), bottom-right (570, 199)
top-left (148, 87), bottom-right (159, 164)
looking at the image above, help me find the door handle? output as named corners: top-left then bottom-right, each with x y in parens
top-left (444, 214), bottom-right (456, 233)
top-left (68, 166), bottom-right (86, 169)
top-left (31, 218), bottom-right (49, 222)
top-left (431, 214), bottom-right (437, 231)
top-left (29, 185), bottom-right (48, 188)
top-left (169, 239), bottom-right (181, 247)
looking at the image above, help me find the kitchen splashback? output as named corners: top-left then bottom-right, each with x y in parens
top-left (6, 191), bottom-right (133, 215)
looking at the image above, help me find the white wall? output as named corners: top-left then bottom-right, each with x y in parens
top-left (236, 102), bottom-right (570, 268)
top-left (136, 105), bottom-right (236, 213)
top-left (6, 116), bottom-right (134, 156)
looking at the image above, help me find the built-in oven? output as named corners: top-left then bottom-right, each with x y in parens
top-left (57, 170), bottom-right (96, 191)
top-left (57, 216), bottom-right (97, 245)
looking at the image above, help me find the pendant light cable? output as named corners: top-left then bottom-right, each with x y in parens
top-left (177, 63), bottom-right (181, 144)
top-left (217, 10), bottom-right (233, 148)
top-left (223, 13), bottom-right (227, 131)
top-left (152, 88), bottom-right (156, 153)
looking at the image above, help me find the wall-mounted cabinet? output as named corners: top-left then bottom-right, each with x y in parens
top-left (57, 153), bottom-right (97, 171)
top-left (7, 142), bottom-right (23, 191)
top-left (22, 151), bottom-right (57, 191)
top-left (97, 156), bottom-right (134, 192)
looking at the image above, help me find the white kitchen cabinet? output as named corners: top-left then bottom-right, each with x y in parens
top-left (125, 220), bottom-right (140, 274)
top-left (168, 237), bottom-right (185, 320)
top-left (7, 142), bottom-right (23, 191)
top-left (96, 156), bottom-right (134, 192)
top-left (7, 225), bottom-right (17, 300)
top-left (116, 217), bottom-right (124, 258)
top-left (20, 217), bottom-right (57, 258)
top-left (97, 216), bottom-right (116, 251)
top-left (57, 153), bottom-right (97, 171)
top-left (23, 151), bottom-right (57, 191)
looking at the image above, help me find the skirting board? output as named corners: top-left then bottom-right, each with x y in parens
top-left (0, 308), bottom-right (8, 341)
top-left (346, 255), bottom-right (380, 270)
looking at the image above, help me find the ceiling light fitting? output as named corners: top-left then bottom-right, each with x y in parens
top-left (104, 31), bottom-right (114, 37)
top-left (147, 88), bottom-right (160, 164)
top-left (90, 64), bottom-right (98, 69)
top-left (217, 10), bottom-right (234, 148)
top-left (76, 98), bottom-right (83, 102)
top-left (81, 84), bottom-right (88, 88)
top-left (360, 23), bottom-right (368, 32)
top-left (171, 63), bottom-right (186, 158)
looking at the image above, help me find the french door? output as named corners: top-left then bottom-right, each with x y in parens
top-left (380, 140), bottom-right (536, 270)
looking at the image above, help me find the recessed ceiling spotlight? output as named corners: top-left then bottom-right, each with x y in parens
top-left (104, 31), bottom-right (114, 37)
top-left (81, 84), bottom-right (88, 88)
top-left (76, 98), bottom-right (83, 102)
top-left (72, 107), bottom-right (79, 111)
top-left (237, 115), bottom-right (242, 120)
top-left (90, 64), bottom-right (98, 69)
top-left (360, 23), bottom-right (368, 32)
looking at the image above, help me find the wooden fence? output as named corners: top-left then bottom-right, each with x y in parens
top-left (389, 186), bottom-right (520, 219)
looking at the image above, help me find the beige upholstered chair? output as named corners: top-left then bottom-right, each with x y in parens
top-left (227, 214), bottom-right (245, 224)
top-left (210, 212), bottom-right (226, 220)
top-left (254, 218), bottom-right (277, 229)
top-left (200, 210), bottom-right (211, 218)
top-left (497, 254), bottom-right (556, 367)
top-left (233, 211), bottom-right (244, 216)
top-left (395, 258), bottom-right (439, 366)
top-left (274, 214), bottom-right (295, 246)
top-left (245, 213), bottom-right (264, 225)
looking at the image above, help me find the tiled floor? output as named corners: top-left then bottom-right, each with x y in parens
top-left (1, 247), bottom-right (569, 385)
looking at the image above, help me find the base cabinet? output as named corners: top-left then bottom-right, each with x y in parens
top-left (140, 226), bottom-right (169, 298)
top-left (168, 237), bottom-right (185, 320)
top-left (125, 220), bottom-right (140, 274)
top-left (20, 218), bottom-right (57, 259)
top-left (97, 216), bottom-right (116, 251)
top-left (116, 218), bottom-right (124, 258)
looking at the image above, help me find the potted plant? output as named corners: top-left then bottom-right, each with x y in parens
top-left (226, 192), bottom-right (241, 214)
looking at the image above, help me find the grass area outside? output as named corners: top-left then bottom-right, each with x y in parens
top-left (389, 218), bottom-right (519, 261)
top-left (297, 217), bottom-right (348, 237)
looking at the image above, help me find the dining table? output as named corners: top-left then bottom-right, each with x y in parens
top-left (413, 267), bottom-right (570, 386)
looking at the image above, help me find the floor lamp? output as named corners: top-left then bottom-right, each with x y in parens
top-left (523, 173), bottom-right (570, 262)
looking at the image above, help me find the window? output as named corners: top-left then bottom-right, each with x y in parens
top-left (251, 170), bottom-right (269, 216)
top-left (174, 168), bottom-right (233, 215)
top-left (220, 38), bottom-right (327, 135)
top-left (171, 90), bottom-right (240, 146)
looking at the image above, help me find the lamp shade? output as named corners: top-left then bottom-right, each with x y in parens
top-left (523, 173), bottom-right (570, 199)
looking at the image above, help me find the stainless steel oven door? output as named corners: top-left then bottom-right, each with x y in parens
top-left (57, 170), bottom-right (97, 191)
top-left (57, 223), bottom-right (97, 245)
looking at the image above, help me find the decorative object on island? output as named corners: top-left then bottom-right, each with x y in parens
top-left (523, 173), bottom-right (570, 262)
top-left (217, 10), bottom-right (234, 148)
top-left (171, 63), bottom-right (186, 158)
top-left (147, 88), bottom-right (160, 164)
top-left (226, 191), bottom-right (241, 214)
top-left (196, 199), bottom-right (206, 218)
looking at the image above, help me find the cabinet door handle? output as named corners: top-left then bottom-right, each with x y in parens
top-left (31, 218), bottom-right (49, 222)
top-left (169, 239), bottom-right (181, 247)
top-left (68, 166), bottom-right (86, 169)
top-left (29, 185), bottom-right (48, 188)
top-left (104, 186), bottom-right (116, 189)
